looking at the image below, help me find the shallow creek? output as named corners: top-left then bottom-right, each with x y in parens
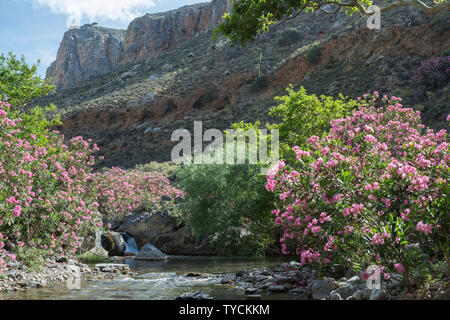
top-left (0, 257), bottom-right (301, 300)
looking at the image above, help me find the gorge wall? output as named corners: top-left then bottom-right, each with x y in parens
top-left (46, 0), bottom-right (232, 90)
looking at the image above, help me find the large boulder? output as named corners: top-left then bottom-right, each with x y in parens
top-left (101, 231), bottom-right (126, 256)
top-left (82, 230), bottom-right (126, 256)
top-left (117, 210), bottom-right (215, 255)
top-left (135, 244), bottom-right (167, 260)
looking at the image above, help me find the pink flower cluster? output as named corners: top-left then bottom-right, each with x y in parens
top-left (0, 101), bottom-right (103, 270)
top-left (1, 100), bottom-right (183, 272)
top-left (94, 167), bottom-right (184, 221)
top-left (266, 92), bottom-right (449, 280)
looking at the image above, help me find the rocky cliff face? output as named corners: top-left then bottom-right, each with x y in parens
top-left (46, 25), bottom-right (126, 90)
top-left (46, 0), bottom-right (232, 90)
top-left (121, 0), bottom-right (232, 64)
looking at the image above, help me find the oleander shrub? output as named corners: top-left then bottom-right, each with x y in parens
top-left (411, 56), bottom-right (450, 90)
top-left (94, 167), bottom-right (184, 222)
top-left (0, 101), bottom-right (102, 270)
top-left (266, 92), bottom-right (449, 287)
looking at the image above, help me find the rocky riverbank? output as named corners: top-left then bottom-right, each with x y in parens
top-left (0, 259), bottom-right (137, 293)
top-left (178, 261), bottom-right (450, 300)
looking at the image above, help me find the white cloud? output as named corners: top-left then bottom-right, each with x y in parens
top-left (32, 0), bottom-right (156, 28)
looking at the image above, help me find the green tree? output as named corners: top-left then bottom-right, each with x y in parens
top-left (0, 52), bottom-right (55, 111)
top-left (177, 163), bottom-right (276, 256)
top-left (216, 0), bottom-right (450, 45)
top-left (234, 86), bottom-right (361, 162)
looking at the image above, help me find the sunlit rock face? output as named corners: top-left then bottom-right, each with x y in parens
top-left (46, 0), bottom-right (233, 90)
top-left (121, 0), bottom-right (232, 64)
top-left (46, 24), bottom-right (126, 90)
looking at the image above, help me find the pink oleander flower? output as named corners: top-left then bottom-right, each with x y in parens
top-left (416, 221), bottom-right (433, 235)
top-left (394, 263), bottom-right (404, 274)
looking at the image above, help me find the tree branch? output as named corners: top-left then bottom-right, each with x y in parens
top-left (373, 0), bottom-right (449, 15)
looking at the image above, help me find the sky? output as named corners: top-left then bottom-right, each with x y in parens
top-left (0, 0), bottom-right (205, 77)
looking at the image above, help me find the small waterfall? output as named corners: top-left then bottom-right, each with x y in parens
top-left (123, 236), bottom-right (139, 256)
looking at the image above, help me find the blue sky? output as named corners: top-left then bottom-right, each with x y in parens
top-left (0, 0), bottom-right (205, 77)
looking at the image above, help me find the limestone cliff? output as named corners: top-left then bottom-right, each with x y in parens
top-left (46, 25), bottom-right (126, 90)
top-left (46, 0), bottom-right (232, 90)
top-left (121, 0), bottom-right (232, 64)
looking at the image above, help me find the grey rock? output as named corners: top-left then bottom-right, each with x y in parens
top-left (268, 285), bottom-right (286, 292)
top-left (88, 246), bottom-right (109, 257)
top-left (101, 231), bottom-right (126, 256)
top-left (95, 263), bottom-right (130, 272)
top-left (329, 292), bottom-right (342, 300)
top-left (288, 287), bottom-right (309, 299)
top-left (245, 287), bottom-right (258, 294)
top-left (352, 289), bottom-right (367, 300)
top-left (120, 70), bottom-right (137, 79)
top-left (148, 73), bottom-right (163, 81)
top-left (434, 288), bottom-right (450, 300)
top-left (127, 100), bottom-right (139, 108)
top-left (161, 64), bottom-right (174, 72)
top-left (346, 275), bottom-right (363, 287)
top-left (144, 126), bottom-right (153, 134)
top-left (310, 278), bottom-right (339, 300)
top-left (137, 121), bottom-right (151, 129)
top-left (221, 275), bottom-right (236, 284)
top-left (236, 270), bottom-right (246, 277)
top-left (117, 211), bottom-right (215, 255)
top-left (370, 289), bottom-right (387, 300)
top-left (142, 93), bottom-right (155, 105)
top-left (135, 243), bottom-right (167, 260)
top-left (176, 291), bottom-right (213, 300)
top-left (331, 285), bottom-right (358, 299)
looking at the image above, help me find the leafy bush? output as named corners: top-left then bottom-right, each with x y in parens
top-left (431, 11), bottom-right (450, 36)
top-left (306, 44), bottom-right (321, 65)
top-left (77, 252), bottom-right (110, 264)
top-left (250, 76), bottom-right (269, 93)
top-left (0, 101), bottom-right (102, 270)
top-left (270, 86), bottom-right (359, 161)
top-left (277, 27), bottom-right (303, 47)
top-left (266, 92), bottom-right (449, 287)
top-left (177, 163), bottom-right (275, 256)
top-left (94, 167), bottom-right (184, 222)
top-left (135, 161), bottom-right (179, 180)
top-left (411, 56), bottom-right (450, 90)
top-left (0, 52), bottom-right (55, 111)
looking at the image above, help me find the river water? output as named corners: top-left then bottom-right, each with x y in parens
top-left (0, 257), bottom-right (300, 300)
